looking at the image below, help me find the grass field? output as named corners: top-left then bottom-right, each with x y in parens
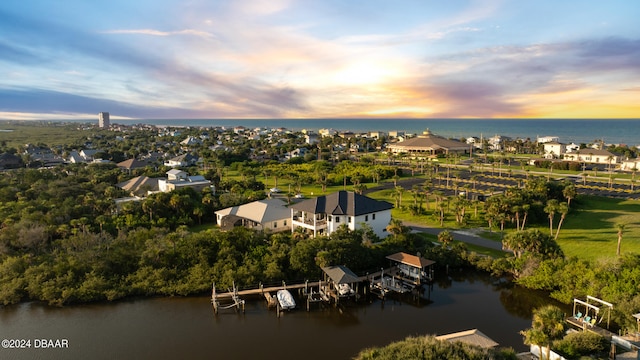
top-left (0, 122), bottom-right (89, 148)
top-left (553, 196), bottom-right (640, 261)
top-left (366, 186), bottom-right (640, 261)
top-left (256, 176), bottom-right (640, 262)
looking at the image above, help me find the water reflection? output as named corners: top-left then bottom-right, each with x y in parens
top-left (1, 272), bottom-right (556, 360)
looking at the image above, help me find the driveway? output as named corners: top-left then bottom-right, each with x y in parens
top-left (403, 221), bottom-right (507, 252)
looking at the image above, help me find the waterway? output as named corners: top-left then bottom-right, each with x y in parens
top-left (0, 273), bottom-right (564, 360)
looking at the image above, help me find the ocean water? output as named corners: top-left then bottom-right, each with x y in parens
top-left (100, 118), bottom-right (640, 146)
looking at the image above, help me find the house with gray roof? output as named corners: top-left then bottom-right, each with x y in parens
top-left (158, 169), bottom-right (212, 193)
top-left (117, 158), bottom-right (149, 173)
top-left (290, 190), bottom-right (393, 238)
top-left (164, 153), bottom-right (198, 167)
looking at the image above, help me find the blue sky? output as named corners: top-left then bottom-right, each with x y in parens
top-left (1, 0), bottom-right (639, 120)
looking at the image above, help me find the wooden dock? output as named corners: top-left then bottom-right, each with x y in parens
top-left (211, 267), bottom-right (409, 314)
top-left (214, 268), bottom-right (395, 300)
top-left (215, 280), bottom-right (325, 299)
top-left (566, 317), bottom-right (640, 352)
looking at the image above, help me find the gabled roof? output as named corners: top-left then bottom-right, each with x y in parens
top-left (116, 176), bottom-right (159, 195)
top-left (0, 152), bottom-right (22, 165)
top-left (389, 130), bottom-right (468, 151)
top-left (322, 265), bottom-right (360, 284)
top-left (117, 158), bottom-right (148, 169)
top-left (386, 252), bottom-right (435, 269)
top-left (290, 191), bottom-right (393, 216)
top-left (435, 329), bottom-right (498, 348)
top-left (167, 168), bottom-right (185, 175)
top-left (566, 148), bottom-right (617, 156)
top-left (215, 198), bottom-right (290, 224)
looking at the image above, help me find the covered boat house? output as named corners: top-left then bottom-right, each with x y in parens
top-left (386, 252), bottom-right (435, 285)
top-left (321, 265), bottom-right (361, 303)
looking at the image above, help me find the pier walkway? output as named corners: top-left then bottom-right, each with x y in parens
top-left (214, 267), bottom-right (396, 299)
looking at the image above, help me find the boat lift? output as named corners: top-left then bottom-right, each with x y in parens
top-left (211, 282), bottom-right (245, 315)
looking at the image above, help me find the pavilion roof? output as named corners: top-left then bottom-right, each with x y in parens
top-left (321, 265), bottom-right (360, 284)
top-left (435, 329), bottom-right (499, 348)
top-left (386, 252), bottom-right (435, 268)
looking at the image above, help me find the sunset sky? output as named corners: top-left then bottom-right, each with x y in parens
top-left (1, 0), bottom-right (639, 120)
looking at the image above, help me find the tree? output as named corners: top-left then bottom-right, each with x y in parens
top-left (437, 230), bottom-right (454, 247)
top-left (562, 183), bottom-right (576, 208)
top-left (386, 218), bottom-right (408, 239)
top-left (553, 202), bottom-right (569, 240)
top-left (502, 229), bottom-right (563, 260)
top-left (392, 186), bottom-right (404, 208)
top-left (616, 223), bottom-right (626, 256)
top-left (521, 305), bottom-right (565, 360)
top-left (520, 204), bottom-right (531, 231)
top-left (544, 199), bottom-right (559, 237)
top-left (422, 180), bottom-right (432, 210)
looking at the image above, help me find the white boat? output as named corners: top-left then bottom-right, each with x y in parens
top-left (337, 283), bottom-right (355, 296)
top-left (276, 290), bottom-right (296, 310)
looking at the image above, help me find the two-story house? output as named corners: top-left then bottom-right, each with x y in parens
top-left (290, 191), bottom-right (393, 238)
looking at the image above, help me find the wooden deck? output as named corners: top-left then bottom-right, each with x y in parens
top-left (214, 268), bottom-right (396, 300)
top-left (215, 281), bottom-right (325, 299)
top-left (566, 317), bottom-right (640, 352)
top-left (566, 316), bottom-right (615, 339)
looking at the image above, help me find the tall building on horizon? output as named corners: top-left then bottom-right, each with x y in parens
top-left (98, 112), bottom-right (110, 128)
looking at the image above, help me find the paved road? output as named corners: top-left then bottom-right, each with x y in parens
top-left (403, 221), bottom-right (508, 252)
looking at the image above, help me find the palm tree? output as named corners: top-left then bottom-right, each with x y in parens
top-left (520, 203), bottom-right (533, 231)
top-left (437, 201), bottom-right (446, 226)
top-left (386, 218), bottom-right (406, 239)
top-left (422, 180), bottom-right (432, 210)
top-left (554, 202), bottom-right (569, 240)
top-left (437, 230), bottom-right (454, 247)
top-left (562, 183), bottom-right (576, 207)
top-left (616, 223), bottom-right (626, 256)
top-left (512, 205), bottom-right (522, 231)
top-left (521, 305), bottom-right (565, 360)
top-left (393, 186), bottom-right (404, 208)
top-left (544, 199), bottom-right (559, 236)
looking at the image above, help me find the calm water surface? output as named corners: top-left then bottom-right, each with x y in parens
top-left (1, 273), bottom-right (565, 360)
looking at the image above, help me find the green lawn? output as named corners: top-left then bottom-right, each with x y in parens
top-left (553, 196), bottom-right (640, 261)
top-left (252, 172), bottom-right (640, 262)
top-left (369, 185), bottom-right (640, 262)
top-left (0, 122), bottom-right (90, 148)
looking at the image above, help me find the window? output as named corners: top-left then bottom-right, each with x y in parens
top-left (328, 216), bottom-right (332, 221)
top-left (335, 217), bottom-right (340, 223)
top-left (283, 220), bottom-right (287, 226)
top-left (273, 222), bottom-right (277, 228)
top-left (365, 215), bottom-right (368, 221)
top-left (348, 217), bottom-right (351, 223)
top-left (372, 213), bottom-right (376, 220)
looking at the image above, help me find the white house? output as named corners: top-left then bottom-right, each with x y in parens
top-left (215, 198), bottom-right (291, 232)
top-left (305, 133), bottom-right (319, 144)
top-left (563, 149), bottom-right (620, 166)
top-left (566, 143), bottom-right (580, 152)
top-left (290, 191), bottom-right (393, 238)
top-left (180, 136), bottom-right (202, 146)
top-left (620, 159), bottom-right (640, 171)
top-left (158, 169), bottom-right (212, 192)
top-left (543, 142), bottom-right (565, 159)
top-left (537, 135), bottom-right (559, 144)
top-left (164, 153), bottom-right (198, 167)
